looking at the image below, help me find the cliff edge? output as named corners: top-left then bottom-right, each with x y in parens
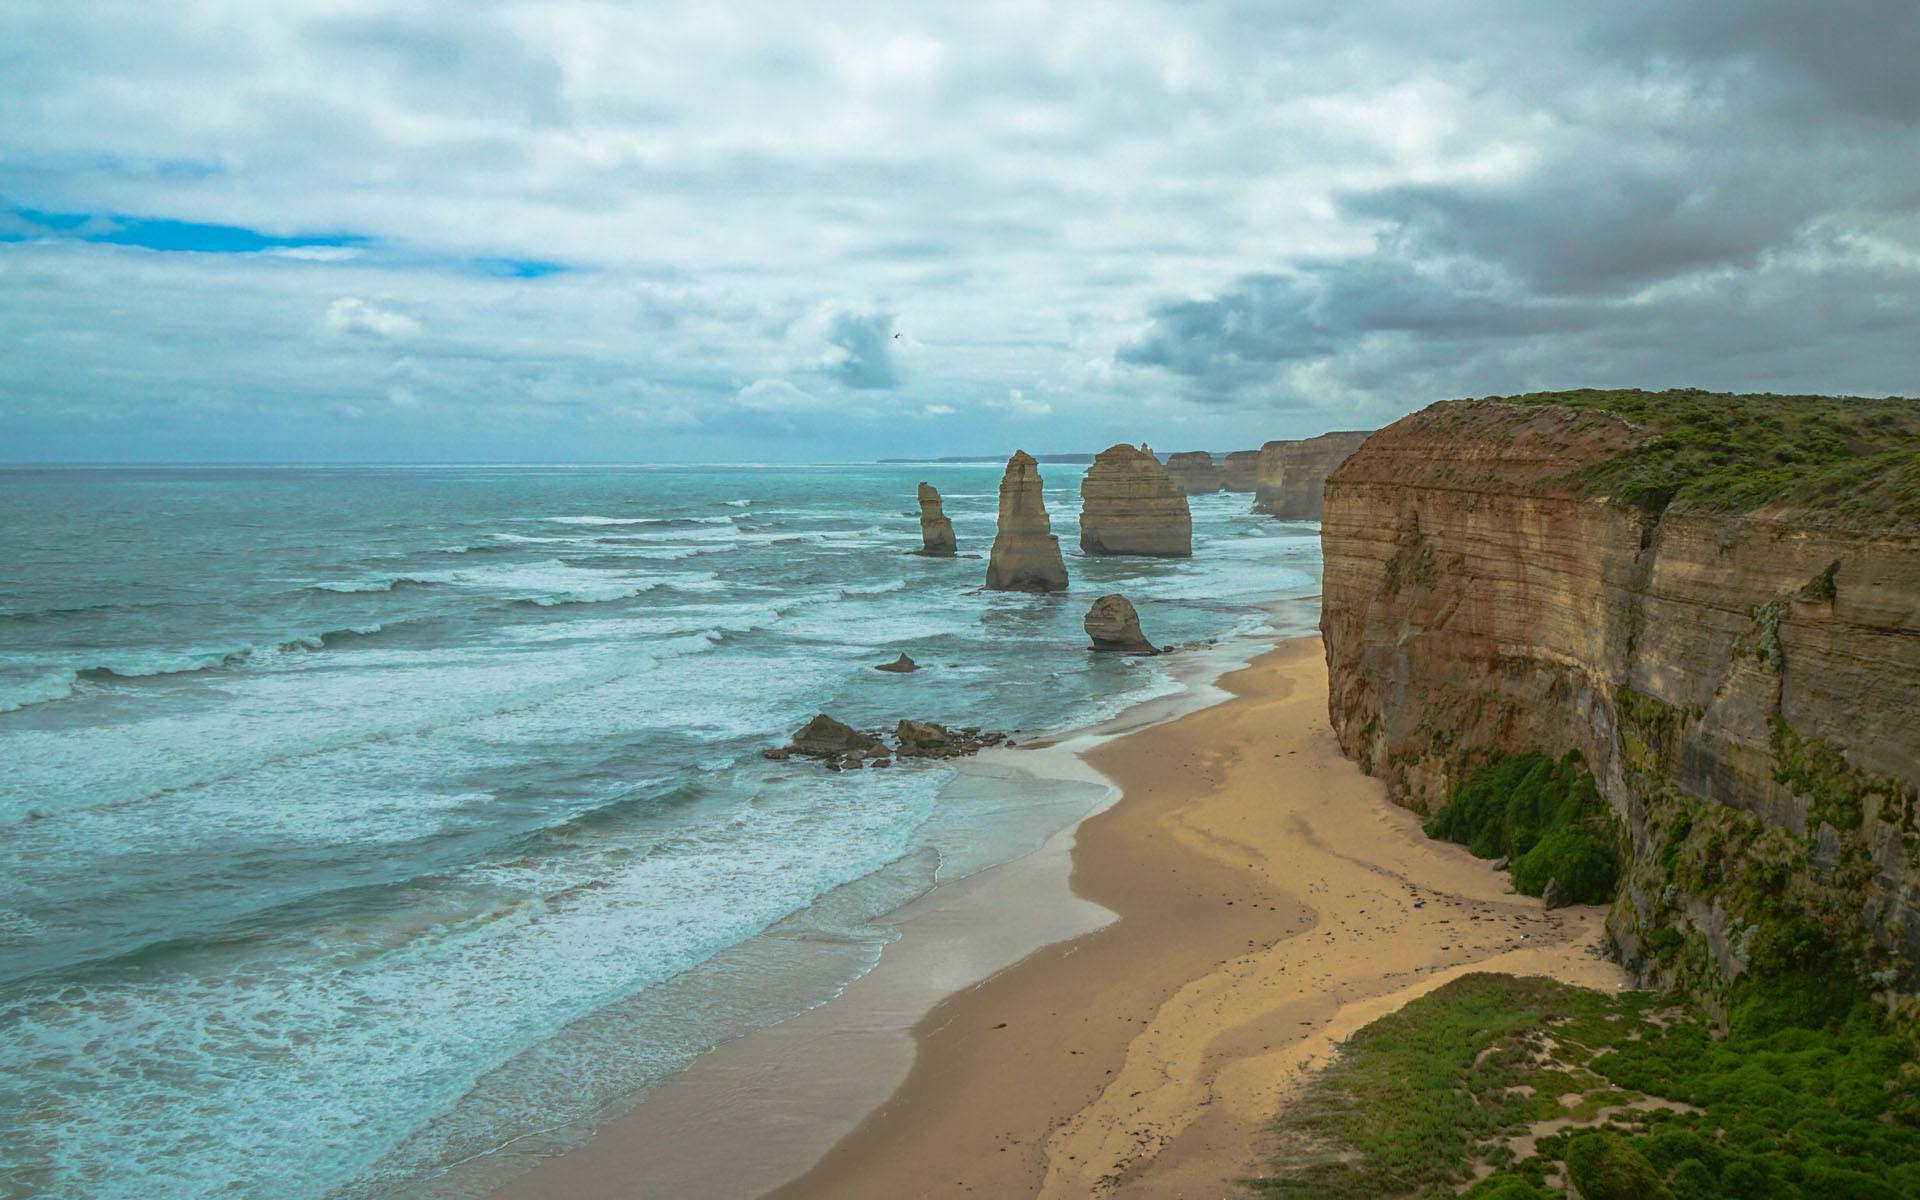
top-left (1320, 389), bottom-right (1920, 996)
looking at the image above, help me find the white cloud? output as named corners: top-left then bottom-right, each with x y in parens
top-left (324, 297), bottom-right (421, 339)
top-left (4, 2), bottom-right (1918, 461)
top-left (923, 403), bottom-right (955, 416)
top-left (732, 378), bottom-right (823, 412)
top-left (987, 388), bottom-right (1052, 417)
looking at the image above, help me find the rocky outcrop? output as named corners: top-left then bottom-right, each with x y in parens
top-left (986, 451), bottom-right (1069, 591)
top-left (1163, 451), bottom-right (1223, 495)
top-left (1320, 396), bottom-right (1920, 993)
top-left (768, 714), bottom-right (1005, 769)
top-left (1084, 593), bottom-right (1155, 653)
top-left (916, 482), bottom-right (956, 556)
top-left (1078, 443), bottom-right (1193, 557)
top-left (774, 714), bottom-right (886, 762)
top-left (875, 654), bottom-right (918, 673)
top-left (1222, 450), bottom-right (1261, 492)
top-left (1252, 430), bottom-right (1373, 520)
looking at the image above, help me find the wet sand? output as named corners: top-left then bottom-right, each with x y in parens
top-left (493, 636), bottom-right (1625, 1199)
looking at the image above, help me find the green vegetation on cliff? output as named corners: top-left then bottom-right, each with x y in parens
top-left (1490, 387), bottom-right (1920, 527)
top-left (1424, 752), bottom-right (1621, 905)
top-left (1251, 973), bottom-right (1920, 1200)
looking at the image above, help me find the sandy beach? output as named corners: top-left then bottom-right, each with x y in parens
top-left (493, 636), bottom-right (1626, 1199)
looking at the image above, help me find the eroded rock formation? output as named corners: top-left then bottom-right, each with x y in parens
top-left (1163, 451), bottom-right (1223, 495)
top-left (1222, 450), bottom-right (1261, 492)
top-left (875, 654), bottom-right (918, 673)
top-left (1084, 593), bottom-right (1154, 653)
top-left (916, 482), bottom-right (956, 556)
top-left (986, 451), bottom-right (1069, 591)
top-left (1078, 443), bottom-right (1192, 557)
top-left (1251, 430), bottom-right (1373, 520)
top-left (1320, 394), bottom-right (1920, 991)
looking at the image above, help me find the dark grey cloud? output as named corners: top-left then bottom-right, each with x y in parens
top-left (824, 310), bottom-right (901, 390)
top-left (1591, 1), bottom-right (1920, 122)
top-left (1116, 1), bottom-right (1920, 411)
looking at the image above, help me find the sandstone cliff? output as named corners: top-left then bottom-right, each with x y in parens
top-left (1320, 390), bottom-right (1920, 995)
top-left (1079, 443), bottom-right (1193, 557)
top-left (1251, 430), bottom-right (1372, 520)
top-left (986, 451), bottom-right (1069, 592)
top-left (1163, 451), bottom-right (1223, 495)
top-left (916, 482), bottom-right (956, 556)
top-left (1222, 450), bottom-right (1260, 492)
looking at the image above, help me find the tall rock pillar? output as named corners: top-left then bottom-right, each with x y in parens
top-left (985, 451), bottom-right (1069, 592)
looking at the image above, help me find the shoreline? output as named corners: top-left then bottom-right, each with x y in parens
top-left (480, 621), bottom-right (1287, 1200)
top-left (490, 633), bottom-right (1626, 1199)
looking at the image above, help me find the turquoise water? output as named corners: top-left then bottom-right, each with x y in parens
top-left (0, 463), bottom-right (1321, 1199)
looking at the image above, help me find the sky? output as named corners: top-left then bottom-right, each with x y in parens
top-left (2, 1), bottom-right (1916, 463)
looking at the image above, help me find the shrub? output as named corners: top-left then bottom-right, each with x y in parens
top-left (1425, 751), bottom-right (1621, 903)
top-left (1565, 1130), bottom-right (1671, 1200)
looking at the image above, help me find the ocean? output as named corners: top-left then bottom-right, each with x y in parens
top-left (0, 463), bottom-right (1322, 1200)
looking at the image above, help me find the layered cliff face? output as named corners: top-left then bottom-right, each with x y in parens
top-left (1079, 443), bottom-right (1193, 557)
top-left (986, 451), bottom-right (1069, 592)
top-left (1163, 451), bottom-right (1223, 495)
top-left (1222, 450), bottom-right (1260, 492)
top-left (1251, 430), bottom-right (1372, 520)
top-left (1321, 391), bottom-right (1920, 993)
top-left (916, 482), bottom-right (956, 556)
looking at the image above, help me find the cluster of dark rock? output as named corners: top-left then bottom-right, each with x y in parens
top-left (763, 714), bottom-right (1009, 771)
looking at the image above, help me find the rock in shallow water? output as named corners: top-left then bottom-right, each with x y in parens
top-left (1084, 593), bottom-right (1156, 653)
top-left (875, 653), bottom-right (918, 673)
top-left (986, 450), bottom-right (1068, 592)
top-left (786, 714), bottom-right (886, 758)
top-left (1078, 444), bottom-right (1192, 558)
top-left (915, 482), bottom-right (956, 556)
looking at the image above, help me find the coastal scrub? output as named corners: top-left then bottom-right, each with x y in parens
top-left (1424, 752), bottom-right (1621, 905)
top-left (1252, 972), bottom-right (1920, 1199)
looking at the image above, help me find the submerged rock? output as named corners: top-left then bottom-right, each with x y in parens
top-left (1163, 450), bottom-right (1224, 495)
top-left (1084, 593), bottom-right (1156, 653)
top-left (875, 653), bottom-right (919, 673)
top-left (916, 482), bottom-right (956, 556)
top-left (786, 714), bottom-right (885, 759)
top-left (986, 450), bottom-right (1069, 592)
top-left (1079, 444), bottom-right (1193, 557)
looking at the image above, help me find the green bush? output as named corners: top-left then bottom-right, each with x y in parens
top-left (1424, 751), bottom-right (1621, 903)
top-left (1566, 1130), bottom-right (1671, 1200)
top-left (1462, 1175), bottom-right (1547, 1199)
top-left (1512, 828), bottom-right (1618, 904)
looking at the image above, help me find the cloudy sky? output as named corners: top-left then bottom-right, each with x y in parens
top-left (3, 1), bottom-right (1916, 462)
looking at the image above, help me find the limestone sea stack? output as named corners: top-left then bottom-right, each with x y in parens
top-left (1222, 450), bottom-right (1261, 492)
top-left (1251, 430), bottom-right (1374, 520)
top-left (1163, 451), bottom-right (1224, 495)
top-left (1084, 593), bottom-right (1155, 653)
top-left (985, 451), bottom-right (1069, 592)
top-left (1078, 443), bottom-right (1193, 557)
top-left (915, 482), bottom-right (956, 556)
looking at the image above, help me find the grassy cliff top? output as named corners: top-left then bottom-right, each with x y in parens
top-left (1481, 388), bottom-right (1920, 529)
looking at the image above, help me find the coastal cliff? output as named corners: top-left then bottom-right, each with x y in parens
top-left (1222, 450), bottom-right (1260, 492)
top-left (1320, 390), bottom-right (1920, 997)
top-left (1079, 443), bottom-right (1192, 557)
top-left (1251, 430), bottom-right (1372, 520)
top-left (1163, 451), bottom-right (1223, 495)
